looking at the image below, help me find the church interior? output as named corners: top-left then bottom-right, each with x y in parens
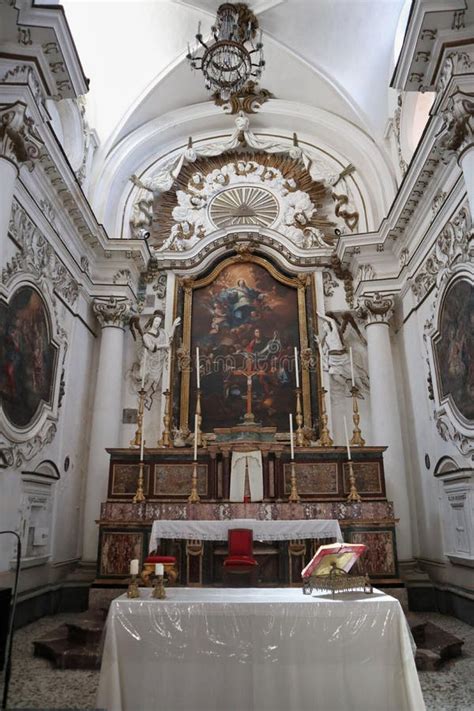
top-left (0, 0), bottom-right (474, 709)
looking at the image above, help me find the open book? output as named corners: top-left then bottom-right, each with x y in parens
top-left (301, 542), bottom-right (367, 579)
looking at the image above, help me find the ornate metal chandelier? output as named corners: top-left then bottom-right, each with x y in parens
top-left (186, 3), bottom-right (265, 101)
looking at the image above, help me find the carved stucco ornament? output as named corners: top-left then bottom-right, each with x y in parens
top-left (358, 293), bottom-right (395, 326)
top-left (213, 80), bottom-right (274, 114)
top-left (93, 297), bottom-right (132, 329)
top-left (439, 89), bottom-right (474, 162)
top-left (0, 100), bottom-right (43, 170)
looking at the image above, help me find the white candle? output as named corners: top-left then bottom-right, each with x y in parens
top-left (140, 431), bottom-right (145, 461)
top-left (196, 346), bottom-right (200, 389)
top-left (155, 563), bottom-right (164, 576)
top-left (294, 346), bottom-right (300, 388)
top-left (343, 416), bottom-right (351, 460)
top-left (349, 347), bottom-right (355, 388)
top-left (194, 413), bottom-right (198, 460)
top-left (167, 345), bottom-right (172, 390)
top-left (141, 348), bottom-right (147, 389)
top-left (289, 413), bottom-right (295, 460)
top-left (130, 559), bottom-right (139, 576)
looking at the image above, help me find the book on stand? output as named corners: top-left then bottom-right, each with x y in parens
top-left (301, 542), bottom-right (367, 579)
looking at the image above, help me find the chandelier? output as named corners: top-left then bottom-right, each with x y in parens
top-left (186, 3), bottom-right (265, 101)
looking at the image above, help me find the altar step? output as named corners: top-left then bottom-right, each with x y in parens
top-left (407, 613), bottom-right (464, 671)
top-left (33, 609), bottom-right (107, 670)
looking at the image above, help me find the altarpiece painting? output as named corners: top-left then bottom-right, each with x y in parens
top-left (0, 285), bottom-right (58, 429)
top-left (177, 256), bottom-right (318, 433)
top-left (433, 278), bottom-right (474, 422)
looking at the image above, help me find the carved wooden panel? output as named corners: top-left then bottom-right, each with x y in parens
top-left (99, 530), bottom-right (145, 577)
top-left (109, 463), bottom-right (151, 498)
top-left (283, 462), bottom-right (338, 497)
top-left (153, 463), bottom-right (208, 498)
top-left (343, 461), bottom-right (384, 498)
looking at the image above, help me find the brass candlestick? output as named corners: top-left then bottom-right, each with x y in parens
top-left (346, 459), bottom-right (361, 503)
top-left (195, 388), bottom-right (203, 447)
top-left (318, 387), bottom-right (334, 447)
top-left (349, 386), bottom-right (366, 446)
top-left (188, 460), bottom-right (201, 503)
top-left (295, 388), bottom-right (304, 447)
top-left (158, 389), bottom-right (172, 447)
top-left (130, 387), bottom-right (146, 448)
top-left (127, 575), bottom-right (140, 598)
top-left (133, 461), bottom-right (146, 503)
top-left (152, 574), bottom-right (166, 599)
top-left (288, 461), bottom-right (300, 503)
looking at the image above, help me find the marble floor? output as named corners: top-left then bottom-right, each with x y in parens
top-left (1, 609), bottom-right (473, 710)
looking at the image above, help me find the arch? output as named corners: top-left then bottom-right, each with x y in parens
top-left (434, 456), bottom-right (460, 477)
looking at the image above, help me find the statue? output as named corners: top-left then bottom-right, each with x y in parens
top-left (130, 310), bottom-right (181, 396)
top-left (316, 311), bottom-right (369, 391)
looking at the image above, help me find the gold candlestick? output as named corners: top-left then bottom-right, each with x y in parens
top-left (318, 387), bottom-right (334, 447)
top-left (188, 460), bottom-right (201, 503)
top-left (295, 388), bottom-right (304, 447)
top-left (127, 574), bottom-right (140, 598)
top-left (133, 461), bottom-right (146, 503)
top-left (152, 574), bottom-right (166, 599)
top-left (349, 386), bottom-right (366, 446)
top-left (346, 459), bottom-right (361, 502)
top-left (158, 389), bottom-right (172, 447)
top-left (130, 387), bottom-right (146, 448)
top-left (288, 461), bottom-right (300, 503)
top-left (195, 388), bottom-right (203, 447)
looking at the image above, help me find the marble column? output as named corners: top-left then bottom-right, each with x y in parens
top-left (360, 293), bottom-right (413, 561)
top-left (82, 297), bottom-right (131, 562)
top-left (0, 102), bottom-right (43, 266)
top-left (440, 89), bottom-right (474, 213)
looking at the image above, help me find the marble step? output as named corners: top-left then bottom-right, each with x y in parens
top-left (33, 624), bottom-right (102, 670)
top-left (414, 621), bottom-right (464, 671)
top-left (406, 612), bottom-right (427, 646)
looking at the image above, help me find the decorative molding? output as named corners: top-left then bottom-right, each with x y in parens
top-left (439, 90), bottom-right (474, 162)
top-left (358, 293), bottom-right (395, 326)
top-left (436, 52), bottom-right (474, 100)
top-left (322, 270), bottom-right (339, 297)
top-left (0, 422), bottom-right (57, 468)
top-left (393, 94), bottom-right (408, 176)
top-left (0, 101), bottom-right (43, 171)
top-left (93, 296), bottom-right (132, 329)
top-left (4, 200), bottom-right (80, 306)
top-left (434, 409), bottom-right (474, 457)
top-left (212, 80), bottom-right (273, 114)
top-left (410, 206), bottom-right (472, 303)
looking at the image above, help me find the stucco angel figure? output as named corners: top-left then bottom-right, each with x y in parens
top-left (315, 310), bottom-right (369, 391)
top-left (130, 310), bottom-right (181, 396)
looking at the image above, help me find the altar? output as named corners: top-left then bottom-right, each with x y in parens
top-left (97, 587), bottom-right (425, 711)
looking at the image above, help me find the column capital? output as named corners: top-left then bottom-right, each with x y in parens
top-left (0, 101), bottom-right (43, 171)
top-left (93, 296), bottom-right (132, 329)
top-left (358, 292), bottom-right (395, 327)
top-left (439, 89), bottom-right (474, 163)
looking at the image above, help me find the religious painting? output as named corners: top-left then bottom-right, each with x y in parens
top-left (433, 278), bottom-right (474, 422)
top-left (180, 256), bottom-right (315, 432)
top-left (0, 286), bottom-right (58, 429)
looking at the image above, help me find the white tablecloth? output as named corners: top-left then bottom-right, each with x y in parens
top-left (97, 587), bottom-right (425, 711)
top-left (149, 518), bottom-right (343, 551)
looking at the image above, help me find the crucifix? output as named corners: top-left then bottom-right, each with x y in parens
top-left (232, 356), bottom-right (267, 424)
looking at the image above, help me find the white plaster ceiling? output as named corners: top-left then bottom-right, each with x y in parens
top-left (62, 0), bottom-right (411, 154)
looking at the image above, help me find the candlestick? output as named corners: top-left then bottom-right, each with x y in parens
top-left (349, 347), bottom-right (355, 388)
top-left (140, 422), bottom-right (145, 461)
top-left (127, 574), bottom-right (140, 598)
top-left (295, 388), bottom-right (304, 447)
top-left (343, 415), bottom-right (351, 461)
top-left (346, 459), bottom-right (361, 503)
top-left (167, 343), bottom-right (173, 391)
top-left (289, 413), bottom-right (295, 460)
top-left (288, 460), bottom-right (300, 503)
top-left (196, 346), bottom-right (200, 389)
top-left (158, 389), bottom-right (172, 447)
top-left (152, 574), bottom-right (166, 599)
top-left (193, 413), bottom-right (198, 460)
top-left (195, 388), bottom-right (203, 448)
top-left (155, 563), bottom-right (164, 576)
top-left (141, 348), bottom-right (147, 389)
top-left (188, 460), bottom-right (201, 503)
top-left (133, 460), bottom-right (146, 503)
top-left (130, 387), bottom-right (146, 448)
top-left (318, 386), bottom-right (334, 447)
top-left (350, 385), bottom-right (366, 447)
top-left (294, 347), bottom-right (300, 388)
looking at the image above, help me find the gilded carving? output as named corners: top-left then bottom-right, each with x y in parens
top-left (213, 80), bottom-right (273, 114)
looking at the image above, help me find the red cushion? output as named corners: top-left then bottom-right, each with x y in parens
top-left (224, 556), bottom-right (258, 567)
top-left (228, 529), bottom-right (253, 557)
top-left (145, 556), bottom-right (177, 564)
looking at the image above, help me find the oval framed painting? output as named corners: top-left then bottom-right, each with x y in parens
top-left (0, 285), bottom-right (59, 430)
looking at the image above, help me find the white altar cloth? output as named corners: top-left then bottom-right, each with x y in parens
top-left (149, 518), bottom-right (343, 551)
top-left (97, 587), bottom-right (425, 711)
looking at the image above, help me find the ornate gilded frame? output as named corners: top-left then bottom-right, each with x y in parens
top-left (177, 253), bottom-right (314, 432)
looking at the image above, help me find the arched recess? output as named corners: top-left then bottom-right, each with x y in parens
top-left (434, 456), bottom-right (461, 477)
